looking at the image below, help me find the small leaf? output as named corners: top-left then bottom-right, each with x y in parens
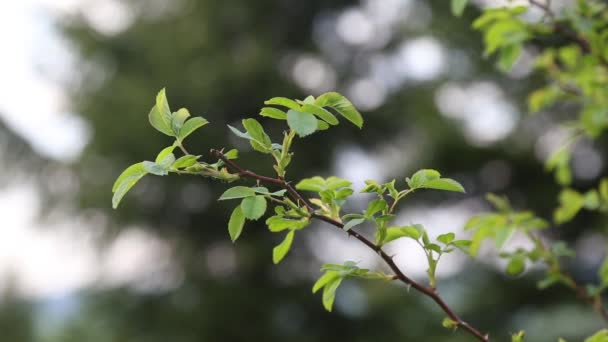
top-left (260, 107), bottom-right (287, 120)
top-left (228, 125), bottom-right (252, 140)
top-left (322, 277), bottom-right (343, 312)
top-left (343, 218), bottom-right (365, 232)
top-left (172, 155), bottom-right (199, 169)
top-left (312, 271), bottom-right (340, 293)
top-left (240, 195), bottom-right (267, 220)
top-left (266, 216), bottom-right (309, 232)
top-left (242, 118), bottom-right (272, 151)
top-left (383, 226), bottom-right (421, 244)
top-left (422, 178), bottom-right (465, 193)
top-left (407, 169), bottom-right (441, 188)
top-left (228, 206), bottom-right (246, 242)
top-left (219, 186), bottom-right (256, 200)
top-left (511, 330), bottom-right (525, 342)
top-left (506, 255), bottom-right (526, 276)
top-left (365, 199), bottom-right (387, 218)
top-left (178, 117), bottom-right (209, 141)
top-left (148, 88), bottom-right (174, 136)
top-left (112, 162), bottom-right (147, 192)
top-left (171, 108), bottom-right (190, 134)
top-left (155, 146), bottom-right (177, 163)
top-left (301, 104), bottom-right (339, 125)
top-left (143, 161), bottom-right (169, 176)
top-left (442, 317), bottom-right (459, 329)
top-left (296, 177), bottom-right (326, 192)
top-left (273, 230), bottom-right (295, 264)
top-left (224, 149), bottom-right (239, 160)
top-left (287, 110), bottom-right (318, 137)
top-left (554, 189), bottom-right (584, 224)
top-left (265, 97), bottom-right (301, 111)
top-left (315, 92), bottom-right (363, 128)
top-left (112, 163), bottom-right (148, 209)
top-left (451, 0), bottom-right (468, 16)
top-left (584, 329), bottom-right (608, 342)
top-left (437, 233), bottom-right (455, 244)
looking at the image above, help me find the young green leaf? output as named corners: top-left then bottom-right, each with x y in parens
top-left (228, 206), bottom-right (246, 242)
top-left (148, 88), bottom-right (174, 136)
top-left (407, 169), bottom-right (440, 188)
top-left (171, 108), bottom-right (190, 134)
top-left (265, 97), bottom-right (301, 111)
top-left (143, 160), bottom-right (169, 176)
top-left (224, 149), bottom-right (239, 160)
top-left (178, 117), bottom-right (209, 141)
top-left (112, 163), bottom-right (149, 209)
top-left (300, 104), bottom-right (339, 125)
top-left (240, 195), bottom-right (267, 220)
top-left (383, 226), bottom-right (421, 244)
top-left (315, 92), bottom-right (363, 128)
top-left (242, 118), bottom-right (272, 152)
top-left (172, 155), bottom-right (199, 169)
top-left (437, 232), bottom-right (455, 245)
top-left (296, 177), bottom-right (326, 192)
top-left (312, 271), bottom-right (340, 293)
top-left (343, 218), bottom-right (365, 232)
top-left (422, 178), bottom-right (465, 193)
top-left (259, 107), bottom-right (287, 120)
top-left (451, 0), bottom-right (468, 16)
top-left (506, 255), bottom-right (526, 276)
top-left (273, 230), bottom-right (295, 264)
top-left (266, 216), bottom-right (309, 232)
top-left (287, 110), bottom-right (318, 137)
top-left (219, 186), bottom-right (257, 200)
top-left (155, 146), bottom-right (177, 163)
top-left (322, 276), bottom-right (343, 311)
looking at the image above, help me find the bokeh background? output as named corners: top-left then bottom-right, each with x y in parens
top-left (1, 0), bottom-right (607, 341)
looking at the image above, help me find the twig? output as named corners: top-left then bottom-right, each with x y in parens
top-left (210, 149), bottom-right (490, 342)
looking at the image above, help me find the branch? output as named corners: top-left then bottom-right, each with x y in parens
top-left (210, 149), bottom-right (490, 342)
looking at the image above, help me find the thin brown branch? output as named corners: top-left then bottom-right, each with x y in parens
top-left (211, 149), bottom-right (489, 342)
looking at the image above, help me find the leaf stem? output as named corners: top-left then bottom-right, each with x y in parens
top-left (211, 148), bottom-right (489, 341)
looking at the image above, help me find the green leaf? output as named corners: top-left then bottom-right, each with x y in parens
top-left (322, 276), bottom-right (343, 312)
top-left (265, 97), bottom-right (301, 110)
top-left (260, 107), bottom-right (287, 120)
top-left (112, 163), bottom-right (148, 209)
top-left (227, 125), bottom-right (252, 140)
top-left (312, 271), bottom-right (340, 293)
top-left (315, 92), bottom-right (363, 128)
top-left (343, 218), bottom-right (365, 232)
top-left (584, 329), bottom-right (608, 342)
top-left (383, 226), bottom-right (421, 244)
top-left (171, 108), bottom-right (190, 134)
top-left (599, 257), bottom-right (608, 287)
top-left (219, 186), bottom-right (257, 200)
top-left (143, 161), bottom-right (169, 176)
top-left (554, 189), bottom-right (584, 224)
top-left (300, 104), bottom-right (339, 125)
top-left (421, 178), bottom-right (465, 193)
top-left (365, 199), bottom-right (387, 218)
top-left (172, 155), bottom-right (199, 169)
top-left (242, 118), bottom-right (272, 152)
top-left (451, 0), bottom-right (468, 16)
top-left (287, 110), bottom-right (318, 137)
top-left (240, 195), bottom-right (267, 220)
top-left (437, 233), bottom-right (455, 244)
top-left (155, 146), bottom-right (177, 163)
top-left (498, 44), bottom-right (522, 72)
top-left (148, 88), bottom-right (174, 136)
top-left (442, 317), bottom-right (458, 329)
top-left (266, 216), bottom-right (309, 232)
top-left (296, 177), bottom-right (326, 192)
top-left (178, 117), bottom-right (209, 141)
top-left (224, 149), bottom-right (239, 160)
top-left (112, 162), bottom-right (147, 192)
top-left (273, 230), bottom-right (295, 264)
top-left (506, 255), bottom-right (526, 276)
top-left (407, 169), bottom-right (441, 188)
top-left (228, 206), bottom-right (246, 242)
top-left (511, 330), bottom-right (525, 342)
